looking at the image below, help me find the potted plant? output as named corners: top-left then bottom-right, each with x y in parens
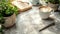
top-left (0, 0), bottom-right (18, 28)
top-left (45, 0), bottom-right (60, 11)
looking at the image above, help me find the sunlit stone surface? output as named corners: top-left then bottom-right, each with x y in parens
top-left (5, 6), bottom-right (60, 34)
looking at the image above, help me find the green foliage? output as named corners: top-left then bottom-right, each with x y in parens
top-left (0, 0), bottom-right (18, 27)
top-left (0, 2), bottom-right (18, 17)
top-left (0, 25), bottom-right (5, 34)
top-left (0, 17), bottom-right (5, 24)
top-left (45, 0), bottom-right (60, 4)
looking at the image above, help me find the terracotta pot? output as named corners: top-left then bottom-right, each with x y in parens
top-left (47, 2), bottom-right (58, 11)
top-left (3, 13), bottom-right (16, 28)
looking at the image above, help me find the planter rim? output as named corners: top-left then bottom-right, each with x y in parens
top-left (4, 13), bottom-right (15, 18)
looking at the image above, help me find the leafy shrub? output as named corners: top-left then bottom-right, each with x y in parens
top-left (45, 0), bottom-right (60, 4)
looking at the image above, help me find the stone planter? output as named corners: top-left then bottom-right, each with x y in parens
top-left (3, 13), bottom-right (16, 28)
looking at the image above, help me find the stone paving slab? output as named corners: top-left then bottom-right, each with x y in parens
top-left (5, 6), bottom-right (60, 34)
